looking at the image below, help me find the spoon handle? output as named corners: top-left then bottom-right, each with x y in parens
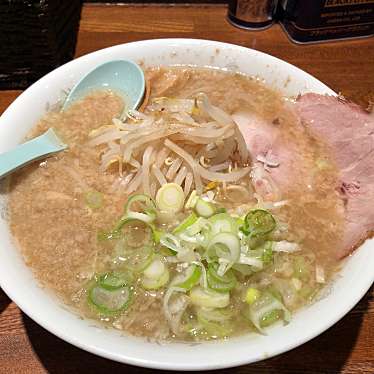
top-left (0, 128), bottom-right (67, 179)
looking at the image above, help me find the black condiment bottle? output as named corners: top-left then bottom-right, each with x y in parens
top-left (228, 0), bottom-right (279, 30)
top-left (279, 0), bottom-right (374, 43)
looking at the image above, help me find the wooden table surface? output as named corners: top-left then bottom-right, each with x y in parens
top-left (0, 4), bottom-right (373, 374)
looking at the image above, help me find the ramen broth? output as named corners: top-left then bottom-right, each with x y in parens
top-left (8, 67), bottom-right (344, 341)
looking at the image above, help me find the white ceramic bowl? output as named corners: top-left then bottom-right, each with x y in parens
top-left (0, 39), bottom-right (373, 371)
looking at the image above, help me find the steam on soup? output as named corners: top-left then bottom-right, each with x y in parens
top-left (8, 67), bottom-right (344, 341)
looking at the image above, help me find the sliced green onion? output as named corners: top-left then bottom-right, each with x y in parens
top-left (142, 265), bottom-right (170, 290)
top-left (243, 242), bottom-right (273, 267)
top-left (293, 256), bottom-right (312, 282)
top-left (197, 311), bottom-right (233, 338)
top-left (208, 213), bottom-right (238, 236)
top-left (261, 309), bottom-right (283, 327)
top-left (124, 194), bottom-right (157, 223)
top-left (172, 264), bottom-right (201, 290)
top-left (207, 263), bottom-right (236, 293)
top-left (248, 291), bottom-right (291, 333)
top-left (114, 220), bottom-right (154, 249)
top-left (160, 233), bottom-right (182, 253)
top-left (195, 198), bottom-right (216, 218)
top-left (114, 217), bottom-right (159, 243)
top-left (156, 183), bottom-right (185, 213)
top-left (88, 284), bottom-right (132, 315)
top-left (121, 245), bottom-right (154, 273)
top-left (190, 286), bottom-right (230, 308)
top-left (261, 241), bottom-right (273, 264)
top-left (162, 286), bottom-right (188, 334)
top-left (126, 211), bottom-right (156, 223)
top-left (242, 209), bottom-right (276, 237)
top-left (196, 307), bottom-right (233, 323)
top-left (84, 190), bottom-right (103, 209)
top-left (152, 228), bottom-right (163, 244)
top-left (173, 212), bottom-right (198, 234)
top-left (160, 246), bottom-right (177, 256)
top-left (143, 257), bottom-right (167, 279)
top-left (185, 190), bottom-right (198, 209)
top-left (98, 271), bottom-right (133, 291)
top-left (238, 253), bottom-right (263, 270)
top-left (185, 217), bottom-right (210, 236)
top-left (193, 261), bottom-right (208, 288)
top-left (141, 257), bottom-right (170, 290)
top-left (142, 271), bottom-right (169, 290)
top-left (245, 287), bottom-right (261, 305)
top-left (207, 232), bottom-right (240, 264)
top-left (236, 217), bottom-right (245, 227)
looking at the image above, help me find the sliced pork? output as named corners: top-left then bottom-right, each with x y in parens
top-left (232, 111), bottom-right (311, 201)
top-left (234, 93), bottom-right (374, 259)
top-left (295, 93), bottom-right (374, 258)
top-left (233, 93), bottom-right (374, 258)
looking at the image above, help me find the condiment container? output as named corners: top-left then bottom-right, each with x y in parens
top-left (228, 0), bottom-right (279, 29)
top-left (279, 0), bottom-right (374, 43)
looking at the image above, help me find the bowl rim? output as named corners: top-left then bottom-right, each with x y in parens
top-left (0, 38), bottom-right (373, 371)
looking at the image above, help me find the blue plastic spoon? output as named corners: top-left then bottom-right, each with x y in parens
top-left (0, 128), bottom-right (67, 178)
top-left (0, 60), bottom-right (145, 179)
top-left (63, 60), bottom-right (146, 118)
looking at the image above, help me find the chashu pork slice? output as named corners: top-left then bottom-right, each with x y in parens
top-left (233, 93), bottom-right (374, 258)
top-left (295, 93), bottom-right (374, 258)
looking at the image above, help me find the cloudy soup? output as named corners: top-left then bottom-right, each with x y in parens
top-left (8, 66), bottom-right (345, 341)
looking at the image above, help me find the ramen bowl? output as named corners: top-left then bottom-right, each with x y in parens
top-left (0, 39), bottom-right (373, 371)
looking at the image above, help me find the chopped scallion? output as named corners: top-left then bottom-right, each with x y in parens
top-left (88, 283), bottom-right (133, 315)
top-left (156, 183), bottom-right (185, 213)
top-left (242, 209), bottom-right (276, 237)
top-left (207, 263), bottom-right (236, 293)
top-left (124, 194), bottom-right (157, 223)
top-left (173, 212), bottom-right (198, 234)
top-left (207, 232), bottom-right (240, 264)
top-left (195, 198), bottom-right (216, 218)
top-left (190, 286), bottom-right (230, 308)
top-left (172, 264), bottom-right (201, 290)
top-left (245, 288), bottom-right (261, 305)
top-left (98, 271), bottom-right (133, 291)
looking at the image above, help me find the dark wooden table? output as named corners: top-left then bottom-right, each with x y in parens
top-left (0, 4), bottom-right (373, 373)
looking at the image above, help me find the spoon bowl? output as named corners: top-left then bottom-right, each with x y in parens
top-left (62, 59), bottom-right (145, 117)
top-left (0, 60), bottom-right (145, 179)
